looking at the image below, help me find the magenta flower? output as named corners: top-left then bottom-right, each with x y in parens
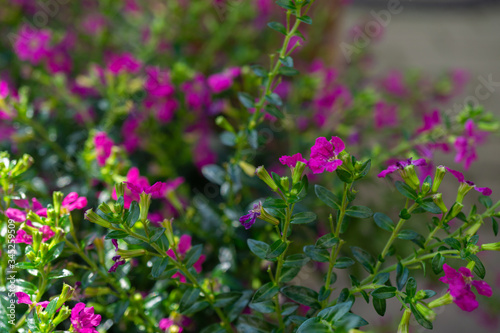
top-left (62, 192), bottom-right (88, 211)
top-left (107, 53), bottom-right (141, 75)
top-left (14, 230), bottom-right (33, 244)
top-left (94, 132), bottom-right (114, 167)
top-left (279, 153), bottom-right (307, 168)
top-left (166, 235), bottom-right (206, 283)
top-left (16, 292), bottom-right (49, 308)
top-left (112, 167), bottom-right (149, 208)
top-left (239, 202), bottom-right (262, 230)
top-left (39, 225), bottom-right (55, 242)
top-left (416, 109), bottom-right (442, 134)
top-left (109, 239), bottom-right (126, 273)
top-left (71, 303), bottom-right (101, 333)
top-left (5, 208), bottom-right (26, 222)
top-left (0, 81), bottom-right (9, 98)
top-left (13, 197), bottom-right (47, 217)
top-left (380, 70), bottom-right (407, 97)
top-left (374, 101), bottom-right (398, 129)
top-left (159, 318), bottom-right (174, 331)
top-left (125, 181), bottom-right (165, 197)
top-left (445, 167), bottom-right (492, 196)
top-left (155, 98), bottom-right (179, 123)
top-left (207, 73), bottom-right (233, 93)
top-left (121, 115), bottom-right (141, 153)
top-left (307, 136), bottom-right (345, 174)
top-left (439, 264), bottom-right (492, 312)
top-left (13, 25), bottom-right (52, 64)
top-left (45, 47), bottom-right (72, 74)
top-left (377, 158), bottom-right (427, 178)
top-left (145, 67), bottom-right (175, 97)
top-left (454, 120), bottom-right (487, 170)
top-left (180, 74), bottom-right (211, 111)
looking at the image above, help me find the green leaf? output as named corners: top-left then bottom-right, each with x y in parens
top-left (314, 185), bottom-right (341, 210)
top-left (298, 15), bottom-right (312, 24)
top-left (373, 298), bottom-right (386, 316)
top-left (201, 164), bottom-right (226, 185)
top-left (284, 254), bottom-right (310, 267)
top-left (315, 234), bottom-right (339, 249)
top-left (151, 257), bottom-right (169, 278)
top-left (181, 301), bottom-right (209, 315)
top-left (180, 288), bottom-right (201, 313)
top-left (444, 238), bottom-right (461, 251)
top-left (297, 318), bottom-right (333, 333)
top-left (431, 253), bottom-right (445, 275)
top-left (317, 301), bottom-right (353, 322)
top-left (280, 266), bottom-right (301, 283)
top-left (492, 217), bottom-right (498, 236)
top-left (291, 212), bottom-right (317, 224)
top-left (373, 212), bottom-right (394, 231)
top-left (15, 279), bottom-right (37, 294)
top-left (267, 21), bottom-right (287, 35)
top-left (264, 104), bottom-right (284, 119)
top-left (126, 201), bottom-right (140, 227)
top-left (405, 277), bottom-right (417, 298)
top-left (200, 324), bottom-right (226, 333)
top-left (334, 257), bottom-right (355, 269)
top-left (395, 181), bottom-right (418, 200)
top-left (226, 291), bottom-right (252, 322)
top-left (237, 92), bottom-right (255, 109)
top-left (396, 263), bottom-right (409, 291)
top-left (468, 255), bottom-right (486, 279)
top-left (45, 297), bottom-right (59, 317)
top-left (397, 229), bottom-right (419, 240)
top-left (48, 269), bottom-right (73, 280)
top-left (45, 242), bottom-right (65, 262)
top-left (265, 92), bottom-right (283, 107)
top-left (105, 230), bottom-right (129, 239)
top-left (371, 286), bottom-right (397, 299)
top-left (249, 300), bottom-right (275, 313)
top-left (114, 299), bottom-right (129, 322)
top-left (280, 285), bottom-right (320, 308)
top-left (247, 239), bottom-right (270, 260)
top-left (253, 282), bottom-right (279, 303)
top-left (479, 196), bottom-right (492, 208)
top-left (184, 244), bottom-right (203, 268)
top-left (399, 208), bottom-right (412, 220)
top-left (345, 206), bottom-right (373, 219)
top-left (420, 200), bottom-right (442, 214)
top-left (373, 273), bottom-right (390, 285)
top-left (351, 246), bottom-right (375, 273)
top-left (149, 227), bottom-right (165, 242)
top-left (410, 303), bottom-right (433, 329)
top-left (214, 292), bottom-right (241, 308)
top-left (279, 66), bottom-right (299, 76)
top-left (303, 245), bottom-right (330, 263)
top-left (279, 56), bottom-right (294, 68)
top-left (276, 0), bottom-right (296, 10)
top-left (265, 239), bottom-right (287, 259)
top-left (336, 169), bottom-right (353, 183)
top-left (16, 262), bottom-right (37, 270)
top-left (336, 313), bottom-right (369, 330)
top-left (250, 65), bottom-right (267, 77)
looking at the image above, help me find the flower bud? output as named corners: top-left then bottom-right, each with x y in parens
top-left (115, 182), bottom-right (125, 199)
top-left (428, 293), bottom-right (453, 309)
top-left (259, 207), bottom-right (280, 226)
top-left (32, 231), bottom-right (43, 253)
top-left (255, 166), bottom-right (279, 192)
top-left (444, 202), bottom-right (463, 223)
top-left (98, 202), bottom-right (113, 215)
top-left (27, 211), bottom-right (44, 224)
top-left (52, 305), bottom-right (70, 326)
top-left (397, 309), bottom-right (411, 333)
top-left (457, 182), bottom-right (475, 204)
top-left (431, 166), bottom-right (446, 194)
top-left (84, 209), bottom-right (112, 228)
top-left (53, 191), bottom-right (64, 215)
top-left (163, 218), bottom-right (175, 247)
top-left (238, 161), bottom-right (256, 177)
top-left (465, 221), bottom-right (482, 237)
top-left (481, 242), bottom-right (500, 251)
top-left (117, 249), bottom-right (146, 259)
top-left (215, 115), bottom-right (236, 133)
top-left (416, 303), bottom-right (436, 322)
top-left (292, 161), bottom-right (307, 184)
top-left (280, 177), bottom-right (290, 191)
top-left (10, 154), bottom-right (34, 176)
top-left (432, 193), bottom-right (448, 214)
top-left (400, 164), bottom-right (420, 191)
top-left (338, 151), bottom-right (352, 170)
top-left (57, 284), bottom-right (74, 309)
top-left (421, 181), bottom-right (431, 195)
top-left (139, 193), bottom-right (152, 223)
top-left (94, 237), bottom-right (105, 263)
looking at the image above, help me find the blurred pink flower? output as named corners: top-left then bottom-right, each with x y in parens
top-left (166, 235), bottom-right (206, 283)
top-left (94, 132), bottom-right (114, 166)
top-left (454, 119), bottom-right (487, 170)
top-left (374, 101), bottom-right (398, 129)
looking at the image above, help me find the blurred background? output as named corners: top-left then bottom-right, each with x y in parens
top-left (340, 1), bottom-right (500, 331)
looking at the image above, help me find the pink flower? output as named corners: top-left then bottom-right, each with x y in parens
top-left (39, 225), bottom-right (55, 242)
top-left (374, 101), bottom-right (398, 129)
top-left (45, 47), bottom-right (72, 74)
top-left (81, 14), bottom-right (107, 35)
top-left (107, 53), bottom-right (141, 75)
top-left (108, 239), bottom-right (126, 273)
top-left (62, 192), bottom-right (88, 211)
top-left (445, 167), bottom-right (492, 196)
top-left (166, 235), bottom-right (206, 283)
top-left (13, 25), bottom-right (52, 64)
top-left (439, 263), bottom-right (492, 312)
top-left (16, 292), bottom-right (49, 308)
top-left (207, 73), bottom-right (233, 93)
top-left (14, 230), bottom-right (33, 244)
top-left (416, 109), bottom-right (441, 134)
top-left (307, 136), bottom-right (345, 174)
top-left (377, 158), bottom-right (426, 178)
top-left (181, 74), bottom-right (210, 111)
top-left (155, 98), bottom-right (178, 123)
top-left (454, 120), bottom-right (487, 170)
top-left (71, 303), bottom-right (101, 333)
top-left (159, 318), bottom-right (174, 331)
top-left (279, 153), bottom-right (307, 168)
top-left (121, 115), bottom-right (141, 152)
top-left (0, 81), bottom-right (9, 98)
top-left (13, 197), bottom-right (47, 217)
top-left (145, 67), bottom-right (175, 97)
top-left (113, 167), bottom-right (149, 208)
top-left (239, 202), bottom-right (262, 230)
top-left (5, 208), bottom-right (26, 222)
top-left (380, 70), bottom-right (407, 97)
top-left (94, 132), bottom-right (114, 166)
top-left (125, 181), bottom-right (165, 197)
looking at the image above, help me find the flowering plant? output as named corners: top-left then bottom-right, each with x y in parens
top-left (1, 0), bottom-right (500, 332)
